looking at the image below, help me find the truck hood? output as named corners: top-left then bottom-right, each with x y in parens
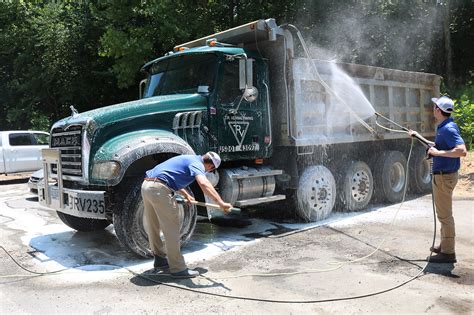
top-left (53, 94), bottom-right (207, 129)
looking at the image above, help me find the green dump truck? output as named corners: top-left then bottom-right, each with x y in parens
top-left (38, 19), bottom-right (440, 257)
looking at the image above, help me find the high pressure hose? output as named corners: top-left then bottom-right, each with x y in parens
top-left (0, 140), bottom-right (438, 304)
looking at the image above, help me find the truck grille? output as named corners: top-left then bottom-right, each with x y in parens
top-left (51, 125), bottom-right (83, 177)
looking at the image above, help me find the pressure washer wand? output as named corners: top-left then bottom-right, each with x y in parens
top-left (175, 196), bottom-right (241, 215)
top-left (374, 112), bottom-right (434, 148)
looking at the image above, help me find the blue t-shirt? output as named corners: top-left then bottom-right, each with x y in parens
top-left (145, 155), bottom-right (206, 191)
top-left (433, 117), bottom-right (464, 173)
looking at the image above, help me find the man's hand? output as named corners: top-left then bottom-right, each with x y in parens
top-left (219, 202), bottom-right (233, 214)
top-left (408, 129), bottom-right (420, 138)
top-left (177, 189), bottom-right (195, 203)
top-left (427, 147), bottom-right (440, 157)
top-left (186, 195), bottom-right (196, 203)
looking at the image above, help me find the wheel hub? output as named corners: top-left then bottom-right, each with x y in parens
top-left (389, 162), bottom-right (405, 193)
top-left (310, 178), bottom-right (332, 209)
top-left (350, 171), bottom-right (370, 201)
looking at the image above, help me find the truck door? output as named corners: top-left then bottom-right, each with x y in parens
top-left (4, 132), bottom-right (41, 172)
top-left (214, 57), bottom-right (271, 160)
top-left (0, 134), bottom-right (5, 173)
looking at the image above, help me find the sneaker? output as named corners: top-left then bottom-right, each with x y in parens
top-left (153, 255), bottom-right (169, 269)
top-left (427, 252), bottom-right (456, 263)
top-left (171, 268), bottom-right (199, 279)
top-left (429, 245), bottom-right (441, 254)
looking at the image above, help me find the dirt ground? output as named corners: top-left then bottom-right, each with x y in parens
top-left (455, 151), bottom-right (474, 198)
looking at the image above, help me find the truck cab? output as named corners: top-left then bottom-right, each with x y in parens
top-left (141, 46), bottom-right (272, 161)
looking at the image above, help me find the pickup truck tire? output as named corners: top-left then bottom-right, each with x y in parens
top-left (113, 178), bottom-right (197, 258)
top-left (337, 161), bottom-right (373, 211)
top-left (296, 165), bottom-right (336, 222)
top-left (409, 146), bottom-right (432, 194)
top-left (374, 151), bottom-right (407, 203)
top-left (56, 211), bottom-right (110, 231)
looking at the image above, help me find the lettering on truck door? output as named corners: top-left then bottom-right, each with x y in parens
top-left (215, 58), bottom-right (268, 158)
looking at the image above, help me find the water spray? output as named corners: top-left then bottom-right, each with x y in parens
top-left (281, 23), bottom-right (436, 151)
top-left (282, 24), bottom-right (377, 135)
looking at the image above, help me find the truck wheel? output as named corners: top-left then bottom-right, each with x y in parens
top-left (56, 211), bottom-right (110, 231)
top-left (374, 151), bottom-right (407, 203)
top-left (296, 165), bottom-right (336, 222)
top-left (113, 178), bottom-right (197, 258)
top-left (409, 146), bottom-right (432, 194)
top-left (338, 161), bottom-right (373, 211)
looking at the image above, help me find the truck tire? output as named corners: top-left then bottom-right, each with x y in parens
top-left (113, 178), bottom-right (197, 258)
top-left (409, 146), bottom-right (432, 194)
top-left (374, 151), bottom-right (407, 203)
top-left (338, 161), bottom-right (373, 211)
top-left (56, 211), bottom-right (110, 231)
top-left (296, 165), bottom-right (336, 222)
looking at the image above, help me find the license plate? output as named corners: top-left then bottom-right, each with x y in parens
top-left (38, 184), bottom-right (106, 219)
top-left (65, 192), bottom-right (105, 215)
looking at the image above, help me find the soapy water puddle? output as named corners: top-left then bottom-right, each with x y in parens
top-left (0, 186), bottom-right (432, 280)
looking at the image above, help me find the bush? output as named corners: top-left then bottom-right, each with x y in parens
top-left (452, 83), bottom-right (474, 150)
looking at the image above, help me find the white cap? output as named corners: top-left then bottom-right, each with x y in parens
top-left (206, 151), bottom-right (221, 168)
top-left (432, 96), bottom-right (454, 113)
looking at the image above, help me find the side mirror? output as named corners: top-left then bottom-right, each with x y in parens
top-left (139, 79), bottom-right (147, 99)
top-left (239, 58), bottom-right (258, 102)
top-left (243, 86), bottom-right (258, 103)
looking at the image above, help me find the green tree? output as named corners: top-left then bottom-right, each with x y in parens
top-left (0, 2), bottom-right (133, 130)
top-left (96, 0), bottom-right (297, 88)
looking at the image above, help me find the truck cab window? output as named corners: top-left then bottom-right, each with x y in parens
top-left (144, 54), bottom-right (218, 98)
top-left (33, 133), bottom-right (49, 145)
top-left (219, 61), bottom-right (241, 104)
top-left (9, 133), bottom-right (34, 146)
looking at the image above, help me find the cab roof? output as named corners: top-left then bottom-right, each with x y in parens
top-left (141, 46), bottom-right (245, 71)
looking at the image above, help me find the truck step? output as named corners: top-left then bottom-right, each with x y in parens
top-left (234, 194), bottom-right (286, 207)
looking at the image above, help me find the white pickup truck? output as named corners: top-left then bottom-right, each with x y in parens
top-left (0, 131), bottom-right (50, 174)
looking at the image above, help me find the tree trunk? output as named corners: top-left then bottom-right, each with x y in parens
top-left (443, 0), bottom-right (453, 88)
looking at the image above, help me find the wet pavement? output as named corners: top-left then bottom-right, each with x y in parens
top-left (1, 182), bottom-right (473, 313)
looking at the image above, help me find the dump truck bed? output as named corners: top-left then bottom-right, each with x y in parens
top-left (282, 58), bottom-right (440, 147)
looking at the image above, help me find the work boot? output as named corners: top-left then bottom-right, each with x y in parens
top-left (153, 255), bottom-right (169, 269)
top-left (171, 268), bottom-right (199, 279)
top-left (429, 245), bottom-right (441, 254)
top-left (427, 252), bottom-right (456, 263)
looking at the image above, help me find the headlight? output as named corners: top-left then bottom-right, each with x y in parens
top-left (91, 161), bottom-right (121, 180)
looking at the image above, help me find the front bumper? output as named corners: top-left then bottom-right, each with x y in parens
top-left (38, 148), bottom-right (106, 220)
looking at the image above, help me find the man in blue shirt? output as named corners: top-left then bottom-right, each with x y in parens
top-left (410, 96), bottom-right (467, 263)
top-left (141, 151), bottom-right (233, 278)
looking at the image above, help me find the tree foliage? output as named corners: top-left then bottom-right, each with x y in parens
top-left (0, 0), bottom-right (471, 133)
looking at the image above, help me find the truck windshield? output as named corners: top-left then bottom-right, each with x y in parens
top-left (144, 54), bottom-right (218, 98)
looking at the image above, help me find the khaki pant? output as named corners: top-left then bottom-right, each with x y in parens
top-left (432, 172), bottom-right (458, 254)
top-left (141, 180), bottom-right (186, 273)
